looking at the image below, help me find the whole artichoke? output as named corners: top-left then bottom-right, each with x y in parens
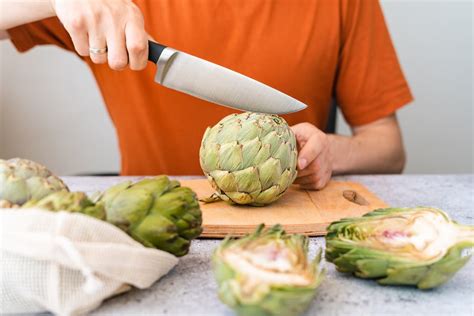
top-left (0, 158), bottom-right (68, 205)
top-left (200, 112), bottom-right (298, 206)
top-left (213, 224), bottom-right (324, 316)
top-left (22, 191), bottom-right (105, 220)
top-left (97, 176), bottom-right (202, 257)
top-left (325, 207), bottom-right (474, 289)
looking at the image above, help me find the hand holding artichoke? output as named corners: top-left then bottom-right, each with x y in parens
top-left (325, 207), bottom-right (474, 289)
top-left (200, 112), bottom-right (298, 206)
top-left (213, 224), bottom-right (324, 316)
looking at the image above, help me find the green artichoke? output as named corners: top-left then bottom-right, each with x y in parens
top-left (96, 176), bottom-right (202, 257)
top-left (325, 207), bottom-right (474, 289)
top-left (22, 191), bottom-right (105, 220)
top-left (0, 158), bottom-right (68, 205)
top-left (200, 112), bottom-right (298, 206)
top-left (213, 224), bottom-right (324, 316)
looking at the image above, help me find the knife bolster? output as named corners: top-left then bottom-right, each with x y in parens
top-left (155, 47), bottom-right (178, 84)
top-left (148, 41), bottom-right (167, 63)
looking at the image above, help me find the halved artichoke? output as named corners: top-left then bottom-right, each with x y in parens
top-left (325, 207), bottom-right (474, 289)
top-left (213, 224), bottom-right (324, 316)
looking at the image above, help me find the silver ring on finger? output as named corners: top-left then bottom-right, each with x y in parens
top-left (89, 47), bottom-right (107, 54)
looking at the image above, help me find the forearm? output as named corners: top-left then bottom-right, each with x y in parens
top-left (329, 116), bottom-right (406, 175)
top-left (0, 0), bottom-right (55, 31)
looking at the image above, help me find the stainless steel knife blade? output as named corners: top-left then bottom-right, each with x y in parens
top-left (148, 42), bottom-right (307, 114)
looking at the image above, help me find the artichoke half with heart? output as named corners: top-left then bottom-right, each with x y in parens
top-left (0, 158), bottom-right (68, 205)
top-left (325, 207), bottom-right (474, 289)
top-left (200, 112), bottom-right (298, 206)
top-left (213, 224), bottom-right (324, 316)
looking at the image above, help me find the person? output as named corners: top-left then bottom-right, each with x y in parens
top-left (0, 0), bottom-right (412, 190)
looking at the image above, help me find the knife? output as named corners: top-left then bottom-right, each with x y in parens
top-left (147, 41), bottom-right (307, 114)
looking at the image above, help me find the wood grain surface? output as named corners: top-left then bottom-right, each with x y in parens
top-left (181, 179), bottom-right (388, 238)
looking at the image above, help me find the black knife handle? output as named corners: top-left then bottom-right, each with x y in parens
top-left (148, 41), bottom-right (167, 63)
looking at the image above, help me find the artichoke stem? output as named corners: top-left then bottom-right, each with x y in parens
top-left (458, 224), bottom-right (474, 243)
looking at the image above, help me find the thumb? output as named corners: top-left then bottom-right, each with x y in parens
top-left (297, 135), bottom-right (322, 170)
top-left (291, 123), bottom-right (323, 170)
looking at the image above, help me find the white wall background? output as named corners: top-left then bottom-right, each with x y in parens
top-left (0, 0), bottom-right (472, 175)
top-left (0, 44), bottom-right (120, 175)
top-left (337, 0), bottom-right (473, 174)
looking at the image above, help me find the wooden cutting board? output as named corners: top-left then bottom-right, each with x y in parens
top-left (180, 179), bottom-right (388, 238)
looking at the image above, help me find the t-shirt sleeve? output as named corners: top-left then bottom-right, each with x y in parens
top-left (336, 0), bottom-right (413, 126)
top-left (7, 17), bottom-right (75, 53)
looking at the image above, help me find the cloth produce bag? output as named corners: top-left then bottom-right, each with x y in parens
top-left (0, 208), bottom-right (179, 315)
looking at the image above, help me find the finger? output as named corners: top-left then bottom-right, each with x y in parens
top-left (314, 169), bottom-right (332, 189)
top-left (107, 28), bottom-right (128, 70)
top-left (88, 32), bottom-right (107, 64)
top-left (294, 173), bottom-right (318, 185)
top-left (291, 123), bottom-right (316, 142)
top-left (295, 158), bottom-right (331, 188)
top-left (71, 33), bottom-right (90, 57)
top-left (296, 158), bottom-right (320, 178)
top-left (65, 20), bottom-right (89, 56)
top-left (125, 23), bottom-right (148, 71)
top-left (297, 134), bottom-right (325, 170)
top-left (299, 171), bottom-right (331, 190)
top-left (300, 182), bottom-right (326, 191)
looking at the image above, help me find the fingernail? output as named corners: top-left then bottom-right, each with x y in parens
top-left (299, 158), bottom-right (307, 169)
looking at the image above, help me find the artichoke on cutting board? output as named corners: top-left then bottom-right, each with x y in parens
top-left (0, 158), bottom-right (68, 205)
top-left (200, 112), bottom-right (298, 206)
top-left (325, 207), bottom-right (474, 289)
top-left (213, 224), bottom-right (324, 316)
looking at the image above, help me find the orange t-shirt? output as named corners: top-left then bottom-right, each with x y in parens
top-left (8, 0), bottom-right (413, 175)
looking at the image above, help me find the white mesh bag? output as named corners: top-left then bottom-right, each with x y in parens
top-left (0, 208), bottom-right (179, 315)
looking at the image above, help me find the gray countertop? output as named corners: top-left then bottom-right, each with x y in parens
top-left (63, 175), bottom-right (474, 316)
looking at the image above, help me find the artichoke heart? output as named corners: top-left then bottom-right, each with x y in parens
top-left (0, 158), bottom-right (68, 205)
top-left (200, 112), bottom-right (298, 206)
top-left (213, 224), bottom-right (324, 316)
top-left (325, 207), bottom-right (474, 289)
